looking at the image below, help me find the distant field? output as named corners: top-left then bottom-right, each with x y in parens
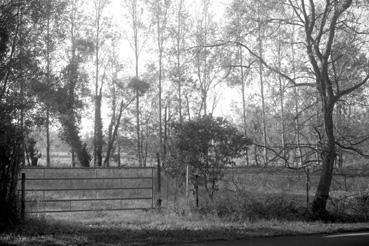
top-left (222, 167), bottom-right (369, 195)
top-left (35, 152), bottom-right (157, 167)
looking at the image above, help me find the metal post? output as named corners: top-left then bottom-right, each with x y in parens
top-left (21, 173), bottom-right (25, 221)
top-left (156, 153), bottom-right (162, 208)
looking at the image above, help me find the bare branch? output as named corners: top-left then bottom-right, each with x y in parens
top-left (323, 0), bottom-right (353, 61)
top-left (233, 41), bottom-right (316, 88)
top-left (287, 0), bottom-right (305, 24)
top-left (336, 141), bottom-right (369, 159)
top-left (316, 1), bottom-right (330, 45)
top-left (336, 74), bottom-right (369, 99)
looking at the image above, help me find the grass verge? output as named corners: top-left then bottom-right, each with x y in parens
top-left (1, 209), bottom-right (369, 246)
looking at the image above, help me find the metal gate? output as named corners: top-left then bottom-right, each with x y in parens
top-left (18, 167), bottom-right (154, 213)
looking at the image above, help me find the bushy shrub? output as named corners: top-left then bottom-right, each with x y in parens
top-left (351, 194), bottom-right (369, 220)
top-left (328, 192), bottom-right (369, 222)
top-left (165, 115), bottom-right (251, 200)
top-left (199, 192), bottom-right (310, 222)
top-left (0, 105), bottom-right (23, 230)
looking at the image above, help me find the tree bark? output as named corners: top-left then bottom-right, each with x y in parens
top-left (155, 4), bottom-right (165, 158)
top-left (105, 82), bottom-right (116, 167)
top-left (176, 0), bottom-right (183, 123)
top-left (132, 0), bottom-right (142, 167)
top-left (312, 103), bottom-right (336, 217)
top-left (95, 93), bottom-right (103, 167)
top-left (136, 90), bottom-right (141, 166)
top-left (257, 3), bottom-right (268, 166)
top-left (45, 1), bottom-right (51, 167)
top-left (291, 22), bottom-right (303, 167)
top-left (93, 0), bottom-right (105, 167)
top-left (277, 32), bottom-right (286, 167)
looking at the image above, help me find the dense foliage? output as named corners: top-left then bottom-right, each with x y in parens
top-left (165, 115), bottom-right (251, 200)
top-left (0, 105), bottom-right (23, 229)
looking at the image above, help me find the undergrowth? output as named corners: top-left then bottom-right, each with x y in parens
top-left (194, 192), bottom-right (369, 223)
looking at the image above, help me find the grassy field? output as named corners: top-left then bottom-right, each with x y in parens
top-left (1, 210), bottom-right (369, 245)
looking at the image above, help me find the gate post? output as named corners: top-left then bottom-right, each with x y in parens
top-left (156, 153), bottom-right (162, 208)
top-left (21, 173), bottom-right (25, 221)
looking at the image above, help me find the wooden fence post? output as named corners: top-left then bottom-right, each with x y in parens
top-left (156, 153), bottom-right (162, 208)
top-left (21, 173), bottom-right (25, 221)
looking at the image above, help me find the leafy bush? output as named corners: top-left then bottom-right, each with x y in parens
top-left (165, 115), bottom-right (251, 200)
top-left (0, 105), bottom-right (23, 230)
top-left (213, 192), bottom-right (369, 223)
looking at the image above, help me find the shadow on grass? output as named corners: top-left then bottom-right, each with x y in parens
top-left (1, 217), bottom-right (295, 246)
top-left (1, 207), bottom-right (369, 246)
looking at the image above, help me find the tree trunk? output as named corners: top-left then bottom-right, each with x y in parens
top-left (254, 144), bottom-right (259, 166)
top-left (202, 2), bottom-right (208, 116)
top-left (46, 109), bottom-right (50, 167)
top-left (136, 90), bottom-right (141, 166)
top-left (163, 103), bottom-right (168, 157)
top-left (71, 150), bottom-right (75, 167)
top-left (18, 9), bottom-right (26, 168)
top-left (133, 3), bottom-right (141, 167)
top-left (336, 102), bottom-right (343, 168)
top-left (185, 93), bottom-right (191, 120)
top-left (156, 14), bottom-right (163, 158)
top-left (257, 4), bottom-right (267, 166)
top-left (46, 3), bottom-right (51, 167)
top-left (291, 23), bottom-right (303, 167)
top-left (277, 34), bottom-right (286, 167)
top-left (105, 84), bottom-right (116, 167)
top-left (312, 104), bottom-right (336, 217)
top-left (117, 133), bottom-right (121, 167)
top-left (315, 97), bottom-right (321, 166)
top-left (95, 93), bottom-right (103, 167)
top-left (94, 2), bottom-right (104, 167)
top-left (177, 0), bottom-right (183, 123)
top-left (104, 99), bottom-right (128, 166)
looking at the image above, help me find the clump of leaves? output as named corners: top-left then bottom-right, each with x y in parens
top-left (128, 77), bottom-right (150, 96)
